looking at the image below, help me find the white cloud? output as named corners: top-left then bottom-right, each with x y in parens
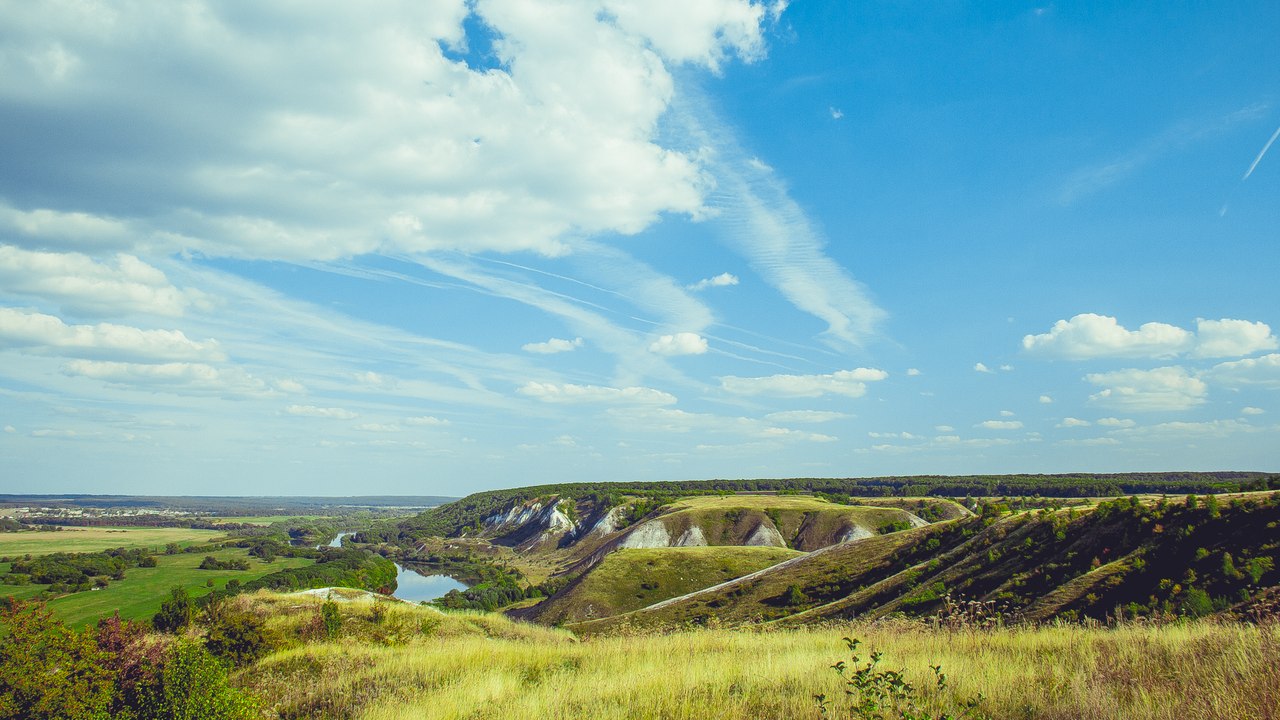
top-left (764, 410), bottom-right (849, 424)
top-left (0, 2), bottom-right (776, 262)
top-left (934, 425), bottom-right (954, 432)
top-left (675, 93), bottom-right (885, 349)
top-left (977, 420), bottom-right (1023, 430)
top-left (868, 431), bottom-right (919, 440)
top-left (687, 272), bottom-right (739, 291)
top-left (61, 360), bottom-right (272, 396)
top-left (1207, 353), bottom-right (1280, 389)
top-left (1112, 418), bottom-right (1266, 440)
top-left (719, 368), bottom-right (887, 398)
top-left (1057, 417), bottom-right (1091, 428)
top-left (355, 423), bottom-right (402, 433)
top-left (1039, 395), bottom-right (1053, 404)
top-left (1024, 313), bottom-right (1275, 360)
top-left (1086, 366), bottom-right (1208, 412)
top-left (999, 410), bottom-right (1015, 417)
top-left (1192, 318), bottom-right (1277, 358)
top-left (1059, 437), bottom-right (1120, 447)
top-left (648, 332), bottom-right (709, 356)
top-left (405, 415), bottom-right (450, 426)
top-left (1023, 313), bottom-right (1192, 359)
top-left (999, 364), bottom-right (1014, 371)
top-left (906, 368), bottom-right (920, 376)
top-left (609, 405), bottom-right (835, 444)
top-left (0, 308), bottom-right (223, 362)
top-left (517, 381), bottom-right (676, 405)
top-left (285, 405), bottom-right (358, 420)
top-left (973, 362), bottom-right (993, 373)
top-left (0, 246), bottom-right (207, 317)
top-left (829, 106), bottom-right (844, 120)
top-left (1096, 417), bottom-right (1136, 428)
top-left (1241, 407), bottom-right (1265, 416)
top-left (521, 337), bottom-right (583, 354)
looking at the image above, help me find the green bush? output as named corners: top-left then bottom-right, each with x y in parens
top-left (0, 602), bottom-right (114, 719)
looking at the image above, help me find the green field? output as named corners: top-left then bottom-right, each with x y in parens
top-left (0, 548), bottom-right (313, 627)
top-left (0, 526), bottom-right (225, 556)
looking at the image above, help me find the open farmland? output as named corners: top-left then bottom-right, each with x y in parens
top-left (0, 526), bottom-right (226, 556)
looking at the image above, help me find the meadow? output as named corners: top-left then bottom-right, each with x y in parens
top-left (0, 526), bottom-right (225, 556)
top-left (0, 547), bottom-right (312, 627)
top-left (234, 592), bottom-right (1280, 720)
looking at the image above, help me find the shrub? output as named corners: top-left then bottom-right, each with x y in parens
top-left (136, 640), bottom-right (258, 720)
top-left (204, 610), bottom-right (273, 667)
top-left (0, 602), bottom-right (114, 720)
top-left (153, 586), bottom-right (194, 633)
top-left (816, 636), bottom-right (988, 720)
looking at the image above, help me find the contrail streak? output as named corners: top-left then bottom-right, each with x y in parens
top-left (1243, 124), bottom-right (1280, 180)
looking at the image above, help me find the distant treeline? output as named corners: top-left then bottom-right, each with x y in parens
top-left (0, 494), bottom-right (457, 514)
top-left (369, 472), bottom-right (1279, 541)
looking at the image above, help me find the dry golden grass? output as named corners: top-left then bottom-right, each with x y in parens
top-left (231, 593), bottom-right (1280, 720)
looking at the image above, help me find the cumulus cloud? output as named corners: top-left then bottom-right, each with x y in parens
top-left (1039, 395), bottom-right (1053, 404)
top-left (405, 415), bottom-right (450, 426)
top-left (1192, 319), bottom-right (1278, 358)
top-left (977, 420), bottom-right (1023, 430)
top-left (0, 246), bottom-right (206, 317)
top-left (974, 363), bottom-right (994, 374)
top-left (1241, 407), bottom-right (1265, 416)
top-left (1206, 353), bottom-right (1280, 389)
top-left (517, 381), bottom-right (676, 405)
top-left (906, 368), bottom-right (921, 376)
top-left (521, 337), bottom-right (583, 354)
top-left (1024, 314), bottom-right (1274, 360)
top-left (0, 308), bottom-right (223, 362)
top-left (687, 272), bottom-right (739, 290)
top-left (0, 2), bottom-right (776, 262)
top-left (285, 405), bottom-right (358, 420)
top-left (1057, 417), bottom-right (1091, 428)
top-left (1096, 417), bottom-right (1136, 428)
top-left (62, 360), bottom-right (271, 396)
top-left (1023, 314), bottom-right (1192, 359)
top-left (1086, 366), bottom-right (1207, 412)
top-left (648, 332), bottom-right (708, 356)
top-left (719, 368), bottom-right (887, 398)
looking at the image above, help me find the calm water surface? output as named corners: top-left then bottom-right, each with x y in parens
top-left (324, 532), bottom-right (468, 602)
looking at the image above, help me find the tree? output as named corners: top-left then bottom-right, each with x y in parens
top-left (153, 586), bottom-right (193, 634)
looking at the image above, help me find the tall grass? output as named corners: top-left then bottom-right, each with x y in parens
top-left (234, 598), bottom-right (1280, 720)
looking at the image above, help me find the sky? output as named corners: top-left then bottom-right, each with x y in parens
top-left (1, 1), bottom-right (1278, 497)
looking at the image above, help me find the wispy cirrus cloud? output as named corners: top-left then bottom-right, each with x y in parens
top-left (1058, 104), bottom-right (1267, 204)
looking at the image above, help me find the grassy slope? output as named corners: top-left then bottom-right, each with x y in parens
top-left (0, 526), bottom-right (226, 556)
top-left (227, 596), bottom-right (1280, 720)
top-left (574, 492), bottom-right (1280, 631)
top-left (527, 546), bottom-right (802, 625)
top-left (1, 548), bottom-right (312, 627)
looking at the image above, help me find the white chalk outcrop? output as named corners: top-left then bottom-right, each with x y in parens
top-left (744, 523), bottom-right (786, 547)
top-left (675, 526), bottom-right (707, 547)
top-left (618, 520), bottom-right (671, 549)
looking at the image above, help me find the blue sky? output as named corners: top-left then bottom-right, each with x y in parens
top-left (1, 1), bottom-right (1278, 496)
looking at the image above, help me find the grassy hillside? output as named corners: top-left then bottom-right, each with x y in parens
top-left (523, 546), bottom-right (802, 625)
top-left (574, 492), bottom-right (1280, 632)
top-left (219, 593), bottom-right (1280, 720)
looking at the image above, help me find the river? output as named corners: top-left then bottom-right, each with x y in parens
top-left (325, 532), bottom-right (469, 603)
